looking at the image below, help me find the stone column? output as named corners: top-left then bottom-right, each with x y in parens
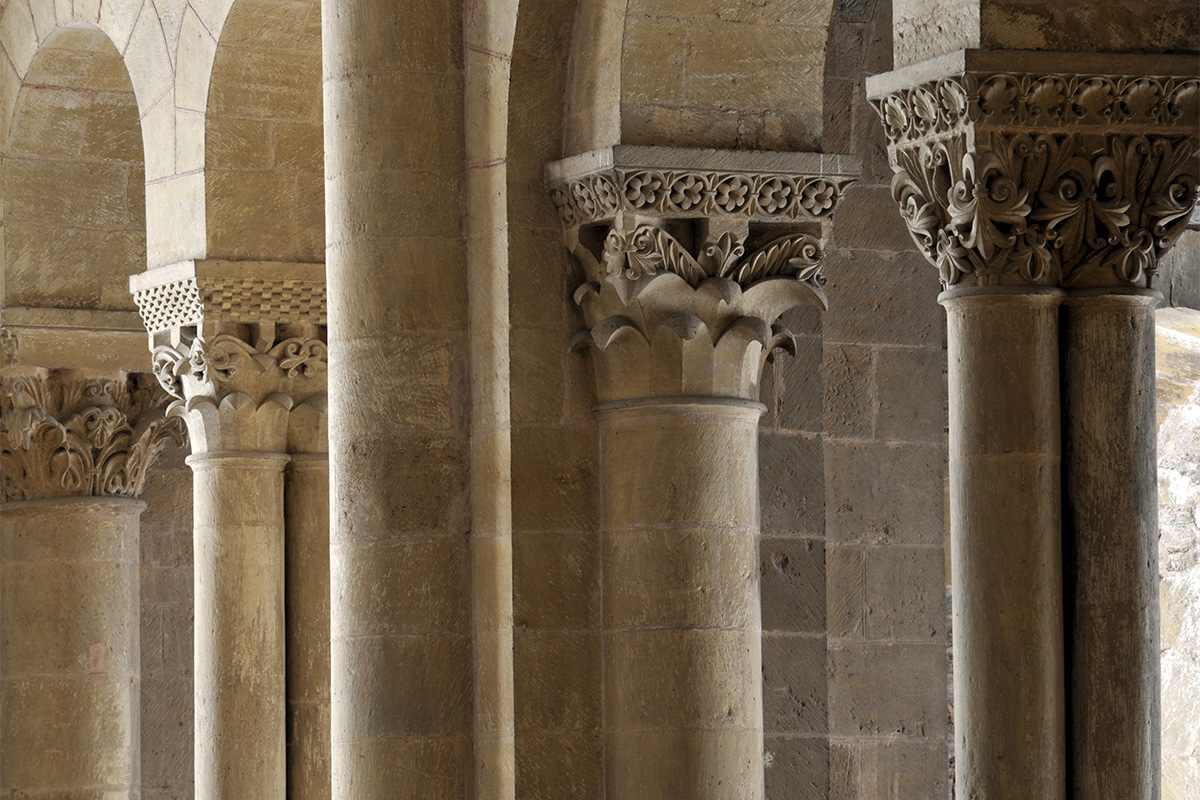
top-left (150, 328), bottom-right (328, 800)
top-left (1062, 292), bottom-right (1161, 798)
top-left (323, 0), bottom-right (472, 795)
top-left (868, 50), bottom-right (1199, 798)
top-left (0, 370), bottom-right (181, 798)
top-left (941, 286), bottom-right (1066, 796)
top-left (132, 260), bottom-right (330, 797)
top-left (547, 146), bottom-right (858, 799)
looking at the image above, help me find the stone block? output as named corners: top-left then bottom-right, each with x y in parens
top-left (621, 15), bottom-right (686, 105)
top-left (515, 732), bottom-right (602, 800)
top-left (684, 20), bottom-right (823, 113)
top-left (513, 531), bottom-right (598, 629)
top-left (827, 544), bottom-right (865, 640)
top-left (765, 735), bottom-right (829, 800)
top-left (511, 426), bottom-right (598, 533)
top-left (513, 630), bottom-right (600, 732)
top-left (825, 442), bottom-right (945, 545)
top-left (831, 186), bottom-right (919, 253)
top-left (762, 634), bottom-right (827, 735)
top-left (777, 332), bottom-right (823, 433)
top-left (760, 537), bottom-right (825, 633)
top-left (830, 741), bottom-right (859, 800)
top-left (822, 249), bottom-right (944, 348)
top-left (512, 327), bottom-right (566, 425)
top-left (828, 643), bottom-right (947, 738)
top-left (864, 546), bottom-right (946, 642)
top-left (823, 343), bottom-right (873, 439)
top-left (858, 740), bottom-right (949, 799)
top-left (141, 675), bottom-right (193, 791)
top-left (331, 537), bottom-right (469, 638)
top-left (759, 432), bottom-right (824, 537)
top-left (330, 433), bottom-right (470, 539)
top-left (875, 346), bottom-right (947, 442)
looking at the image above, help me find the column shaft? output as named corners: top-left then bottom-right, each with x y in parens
top-left (599, 401), bottom-right (765, 800)
top-left (1061, 294), bottom-right (1160, 799)
top-left (0, 497), bottom-right (143, 797)
top-left (942, 289), bottom-right (1066, 799)
top-left (190, 453), bottom-right (288, 799)
top-left (287, 455), bottom-right (332, 800)
top-left (324, 0), bottom-right (471, 795)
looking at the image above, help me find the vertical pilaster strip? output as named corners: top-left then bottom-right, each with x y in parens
top-left (941, 288), bottom-right (1066, 799)
top-left (189, 453), bottom-right (289, 799)
top-left (465, 3), bottom-right (519, 795)
top-left (1061, 293), bottom-right (1161, 799)
top-left (286, 453), bottom-right (332, 800)
top-left (324, 0), bottom-right (472, 795)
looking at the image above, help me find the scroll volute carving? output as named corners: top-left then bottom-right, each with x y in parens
top-left (0, 370), bottom-right (184, 502)
top-left (150, 326), bottom-right (328, 455)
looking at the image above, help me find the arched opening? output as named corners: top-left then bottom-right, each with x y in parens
top-left (3, 24), bottom-right (145, 310)
top-left (204, 0), bottom-right (323, 263)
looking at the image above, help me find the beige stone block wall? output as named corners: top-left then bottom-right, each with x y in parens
top-left (820, 2), bottom-right (952, 796)
top-left (617, 0), bottom-right (831, 152)
top-left (205, 0), bottom-right (323, 264)
top-left (3, 26), bottom-right (145, 311)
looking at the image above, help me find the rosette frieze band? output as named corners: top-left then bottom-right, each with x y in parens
top-left (866, 51), bottom-right (1199, 290)
top-left (0, 369), bottom-right (183, 502)
top-left (546, 146), bottom-right (860, 403)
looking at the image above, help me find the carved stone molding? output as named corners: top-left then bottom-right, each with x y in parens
top-left (0, 370), bottom-right (184, 502)
top-left (547, 145), bottom-right (859, 228)
top-left (547, 147), bottom-right (859, 403)
top-left (130, 260), bottom-right (326, 335)
top-left (867, 51), bottom-right (1200, 290)
top-left (151, 331), bottom-right (328, 454)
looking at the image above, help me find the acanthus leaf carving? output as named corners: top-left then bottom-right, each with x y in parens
top-left (0, 371), bottom-right (184, 503)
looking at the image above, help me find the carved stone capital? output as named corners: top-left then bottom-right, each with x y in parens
top-left (546, 146), bottom-right (859, 403)
top-left (151, 330), bottom-right (328, 455)
top-left (867, 51), bottom-right (1200, 290)
top-left (0, 369), bottom-right (184, 502)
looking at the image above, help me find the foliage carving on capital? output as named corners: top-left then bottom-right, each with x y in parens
top-left (0, 371), bottom-right (184, 502)
top-left (151, 332), bottom-right (328, 454)
top-left (569, 224), bottom-right (828, 403)
top-left (887, 131), bottom-right (1198, 288)
top-left (871, 64), bottom-right (1200, 289)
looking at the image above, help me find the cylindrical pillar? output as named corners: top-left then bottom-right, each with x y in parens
top-left (1061, 292), bottom-right (1160, 799)
top-left (324, 0), bottom-right (472, 795)
top-left (189, 452), bottom-right (288, 799)
top-left (941, 287), bottom-right (1066, 799)
top-left (287, 454), bottom-right (332, 800)
top-left (0, 496), bottom-right (144, 797)
top-left (599, 399), bottom-right (765, 800)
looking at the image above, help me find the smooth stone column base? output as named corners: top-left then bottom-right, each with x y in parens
top-left (1062, 291), bottom-right (1161, 799)
top-left (188, 452), bottom-right (289, 800)
top-left (0, 496), bottom-right (145, 798)
top-left (940, 286), bottom-right (1067, 799)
